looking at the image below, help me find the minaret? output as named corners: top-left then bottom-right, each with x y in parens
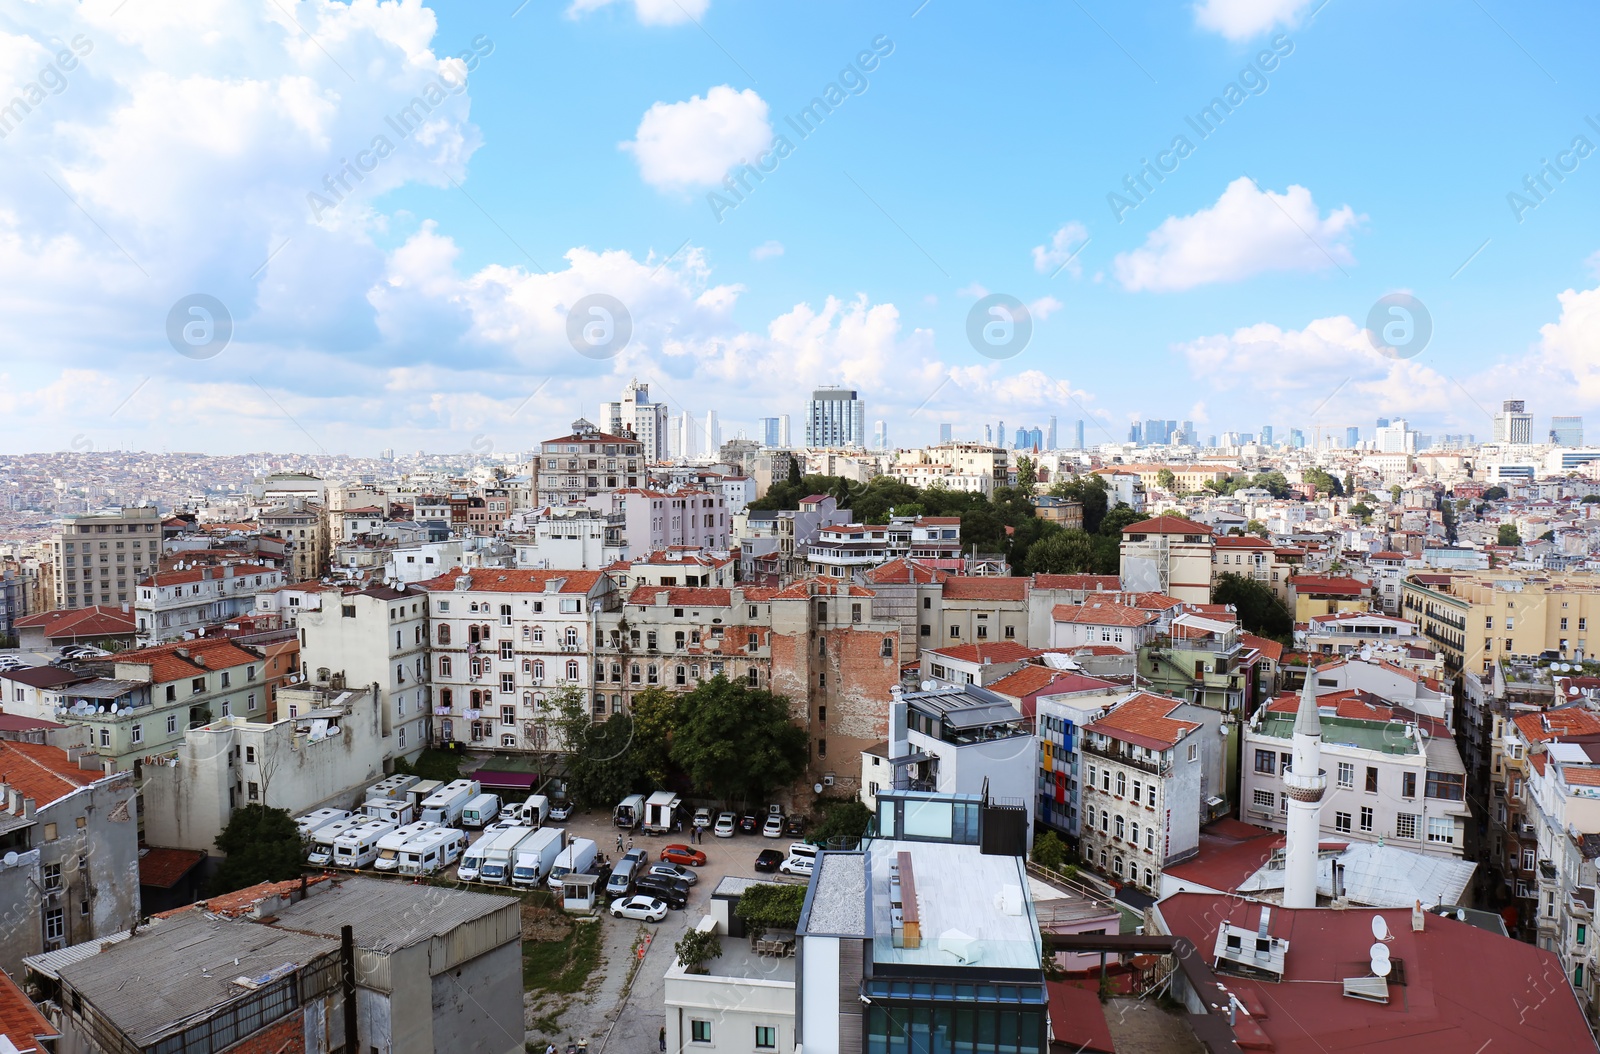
top-left (1282, 674), bottom-right (1327, 909)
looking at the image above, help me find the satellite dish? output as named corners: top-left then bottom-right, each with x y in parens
top-left (814, 783), bottom-right (824, 795)
top-left (1371, 957), bottom-right (1392, 978)
top-left (2, 852), bottom-right (15, 868)
top-left (1371, 915), bottom-right (1392, 941)
top-left (110, 703), bottom-right (118, 714)
top-left (1370, 942), bottom-right (1390, 962)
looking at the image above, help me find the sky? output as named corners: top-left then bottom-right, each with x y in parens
top-left (3, 0), bottom-right (1600, 457)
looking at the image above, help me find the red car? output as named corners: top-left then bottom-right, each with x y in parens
top-left (659, 844), bottom-right (707, 867)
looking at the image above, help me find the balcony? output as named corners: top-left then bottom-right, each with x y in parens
top-left (1079, 737), bottom-right (1170, 777)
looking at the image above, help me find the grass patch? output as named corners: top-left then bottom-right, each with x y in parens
top-left (393, 748), bottom-right (462, 783)
top-left (523, 917), bottom-right (603, 995)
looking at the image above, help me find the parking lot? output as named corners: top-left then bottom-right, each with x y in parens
top-left (481, 803), bottom-right (808, 1052)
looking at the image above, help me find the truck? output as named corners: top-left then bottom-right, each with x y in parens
top-left (399, 826), bottom-right (466, 876)
top-left (461, 792), bottom-right (502, 828)
top-left (547, 836), bottom-right (599, 890)
top-left (295, 807), bottom-right (351, 840)
top-left (372, 820), bottom-right (438, 872)
top-left (510, 827), bottom-right (565, 888)
top-left (512, 794), bottom-right (550, 828)
top-left (420, 779), bottom-right (481, 826)
top-left (642, 791), bottom-right (681, 834)
top-left (361, 797), bottom-right (417, 826)
top-left (478, 825), bottom-right (539, 885)
top-left (307, 815), bottom-right (368, 866)
top-left (368, 773), bottom-right (420, 801)
top-left (613, 793), bottom-right (645, 829)
top-left (331, 818), bottom-right (398, 869)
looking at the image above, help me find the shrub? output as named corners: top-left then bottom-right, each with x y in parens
top-left (735, 883), bottom-right (807, 938)
top-left (674, 927), bottom-right (723, 974)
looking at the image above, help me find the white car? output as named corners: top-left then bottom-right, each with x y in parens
top-left (762, 813), bottom-right (784, 838)
top-left (610, 895), bottom-right (669, 922)
top-left (714, 811), bottom-right (736, 838)
top-left (779, 855), bottom-right (814, 877)
top-left (693, 807), bottom-right (713, 830)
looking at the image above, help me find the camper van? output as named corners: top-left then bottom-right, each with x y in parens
top-left (457, 837), bottom-right (491, 883)
top-left (307, 815), bottom-right (368, 865)
top-left (399, 826), bottom-right (466, 876)
top-left (331, 818), bottom-right (398, 869)
top-left (461, 793), bottom-right (502, 828)
top-left (372, 820), bottom-right (439, 872)
top-left (406, 779), bottom-right (443, 810)
top-left (420, 779), bottom-right (481, 826)
top-left (478, 825), bottom-right (539, 885)
top-left (510, 828), bottom-right (565, 888)
top-left (547, 837), bottom-right (599, 890)
top-left (361, 797), bottom-right (417, 826)
top-left (613, 793), bottom-right (645, 829)
top-left (368, 773), bottom-right (420, 801)
top-left (295, 808), bottom-right (351, 840)
top-left (642, 791), bottom-right (681, 834)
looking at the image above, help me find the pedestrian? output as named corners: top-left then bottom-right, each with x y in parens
top-left (617, 833), bottom-right (624, 853)
top-left (627, 836), bottom-right (633, 852)
top-left (659, 1028), bottom-right (666, 1053)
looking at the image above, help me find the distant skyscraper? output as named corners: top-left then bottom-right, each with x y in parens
top-left (1207, 434), bottom-right (1217, 448)
top-left (1026, 427), bottom-right (1043, 450)
top-left (1074, 420), bottom-right (1085, 449)
top-left (939, 423), bottom-right (953, 444)
top-left (873, 419), bottom-right (888, 450)
top-left (1493, 400), bottom-right (1532, 444)
top-left (1129, 423), bottom-right (1142, 444)
top-left (704, 410), bottom-right (720, 454)
top-left (760, 417), bottom-right (784, 447)
top-left (1376, 417), bottom-right (1390, 429)
top-left (1552, 415), bottom-right (1583, 446)
top-left (779, 414), bottom-right (790, 447)
top-left (1260, 425), bottom-right (1274, 447)
top-left (1344, 426), bottom-right (1361, 449)
top-left (1143, 419), bottom-right (1167, 445)
top-left (997, 421), bottom-right (1005, 449)
top-left (601, 378), bottom-right (671, 462)
top-left (1181, 420), bottom-right (1193, 439)
top-left (804, 387), bottom-right (865, 448)
top-left (985, 425), bottom-right (993, 444)
top-left (1014, 427), bottom-right (1028, 449)
top-left (1288, 428), bottom-right (1304, 449)
top-left (1047, 416), bottom-right (1057, 451)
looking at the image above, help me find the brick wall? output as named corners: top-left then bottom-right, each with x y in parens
top-left (229, 1008), bottom-right (307, 1054)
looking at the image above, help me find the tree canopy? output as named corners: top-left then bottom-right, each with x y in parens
top-left (552, 687), bottom-right (645, 807)
top-left (1498, 523), bottom-right (1522, 546)
top-left (1303, 468), bottom-right (1343, 497)
top-left (1213, 572), bottom-right (1293, 642)
top-left (1482, 486), bottom-right (1508, 501)
top-left (210, 805), bottom-right (305, 896)
top-left (670, 677), bottom-right (808, 805)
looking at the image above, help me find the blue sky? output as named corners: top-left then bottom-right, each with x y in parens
top-left (3, 0), bottom-right (1600, 455)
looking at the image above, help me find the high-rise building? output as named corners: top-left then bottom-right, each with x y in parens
top-left (760, 416), bottom-right (789, 448)
top-left (1376, 417), bottom-right (1390, 429)
top-left (1047, 415), bottom-right (1057, 450)
top-left (873, 419), bottom-right (888, 450)
top-left (1129, 423), bottom-right (1142, 444)
top-left (996, 421), bottom-right (1005, 449)
top-left (52, 505), bottom-right (162, 610)
top-left (1344, 426), bottom-right (1361, 448)
top-left (600, 378), bottom-right (671, 463)
top-left (1074, 420), bottom-right (1085, 449)
top-left (1288, 428), bottom-right (1304, 449)
top-left (1375, 418), bottom-right (1416, 454)
top-left (1493, 400), bottom-right (1532, 444)
top-left (984, 425), bottom-right (993, 444)
top-left (938, 423), bottom-right (953, 444)
top-left (804, 387), bottom-right (865, 448)
top-left (704, 410), bottom-right (721, 455)
top-left (1551, 415), bottom-right (1584, 446)
top-left (1260, 425), bottom-right (1274, 447)
top-left (1013, 427), bottom-right (1028, 449)
top-left (1143, 418), bottom-right (1167, 445)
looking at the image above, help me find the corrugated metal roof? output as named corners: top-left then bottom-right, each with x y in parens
top-left (22, 929), bottom-right (135, 980)
top-left (264, 876), bottom-right (519, 955)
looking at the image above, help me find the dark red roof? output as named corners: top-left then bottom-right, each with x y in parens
top-left (0, 968), bottom-right (58, 1052)
top-left (1032, 574), bottom-right (1120, 591)
top-left (1046, 981), bottom-right (1114, 1053)
top-left (1290, 575), bottom-right (1369, 597)
top-left (14, 606), bottom-right (136, 640)
top-left (0, 714), bottom-right (67, 731)
top-left (138, 847), bottom-right (207, 889)
top-left (1161, 819), bottom-right (1282, 893)
top-left (1121, 515), bottom-right (1212, 535)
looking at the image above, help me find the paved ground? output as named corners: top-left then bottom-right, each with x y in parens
top-left (1102, 998), bottom-right (1204, 1053)
top-left (513, 806), bottom-right (805, 1054)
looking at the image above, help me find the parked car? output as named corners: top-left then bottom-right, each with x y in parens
top-left (610, 895), bottom-right (669, 922)
top-left (762, 813), bottom-right (784, 838)
top-left (622, 847), bottom-right (650, 867)
top-left (646, 861), bottom-right (698, 886)
top-left (714, 811), bottom-right (737, 838)
top-left (754, 849), bottom-right (784, 872)
top-left (693, 807), bottom-right (713, 830)
top-left (659, 844), bottom-right (707, 867)
top-left (549, 799), bottom-right (574, 822)
top-left (779, 855), bottom-right (814, 877)
top-left (633, 874), bottom-right (689, 908)
top-left (739, 813), bottom-right (758, 834)
top-left (784, 816), bottom-right (808, 837)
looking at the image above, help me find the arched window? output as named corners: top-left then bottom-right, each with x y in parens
top-left (881, 637), bottom-right (894, 658)
top-left (439, 656), bottom-right (452, 677)
top-left (395, 663), bottom-right (406, 685)
top-left (502, 734), bottom-right (516, 747)
top-left (438, 624), bottom-right (451, 645)
top-left (610, 663), bottom-right (622, 683)
top-left (469, 690), bottom-right (482, 708)
top-left (467, 625), bottom-right (480, 644)
top-left (647, 664), bottom-right (657, 684)
top-left (439, 688), bottom-right (453, 708)
top-left (566, 660), bottom-right (580, 681)
top-left (676, 665), bottom-right (687, 685)
top-left (630, 663), bottom-right (641, 684)
top-left (532, 660), bottom-right (544, 681)
top-left (565, 627), bottom-right (579, 647)
top-left (523, 692), bottom-right (533, 707)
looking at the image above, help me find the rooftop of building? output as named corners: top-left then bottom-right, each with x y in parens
top-left (1030, 573), bottom-right (1120, 591)
top-left (255, 875), bottom-right (517, 954)
top-left (136, 847), bottom-right (208, 889)
top-left (0, 739), bottom-right (108, 809)
top-left (102, 637), bottom-right (263, 682)
top-left (865, 840), bottom-right (1039, 970)
top-left (926, 642), bottom-right (1042, 665)
top-left (415, 567), bottom-right (606, 594)
top-left (1051, 601), bottom-right (1160, 627)
top-left (984, 666), bottom-right (1118, 700)
top-left (1290, 575), bottom-right (1371, 596)
top-left (13, 606), bottom-right (137, 638)
top-left (1120, 515), bottom-right (1214, 536)
top-left (1084, 692), bottom-right (1199, 750)
top-left (0, 968), bottom-right (58, 1054)
top-left (940, 576), bottom-right (1029, 601)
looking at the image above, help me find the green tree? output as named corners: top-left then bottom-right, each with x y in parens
top-left (1049, 475), bottom-right (1109, 533)
top-left (735, 883), bottom-right (807, 938)
top-left (1390, 484), bottom-right (1403, 504)
top-left (1251, 471), bottom-right (1291, 498)
top-left (1583, 495), bottom-right (1600, 504)
top-left (1213, 572), bottom-right (1292, 641)
top-left (673, 928), bottom-right (724, 974)
top-left (1015, 456), bottom-right (1038, 493)
top-left (209, 805), bottom-right (304, 895)
top-left (552, 687), bottom-right (643, 807)
top-left (1482, 486), bottom-right (1508, 501)
top-left (1245, 519), bottom-right (1268, 536)
top-left (1498, 523), bottom-right (1522, 546)
top-left (1303, 468), bottom-right (1343, 497)
top-left (628, 687), bottom-right (681, 787)
top-left (1098, 505), bottom-right (1145, 538)
top-left (786, 457), bottom-right (802, 486)
top-left (1349, 502), bottom-right (1373, 523)
top-left (1539, 530), bottom-right (1555, 542)
top-left (1031, 830), bottom-right (1068, 870)
top-left (1025, 529), bottom-right (1097, 574)
top-left (811, 800), bottom-right (873, 847)
top-left (671, 677), bottom-right (808, 806)
top-left (1155, 468), bottom-right (1177, 493)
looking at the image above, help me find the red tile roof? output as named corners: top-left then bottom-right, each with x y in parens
top-left (1121, 515), bottom-right (1213, 536)
top-left (928, 642), bottom-right (1041, 665)
top-left (1213, 535), bottom-right (1273, 549)
top-left (1158, 892), bottom-right (1598, 1053)
top-left (112, 637), bottom-right (263, 683)
top-left (1513, 706), bottom-right (1600, 744)
top-left (941, 576), bottom-right (1028, 601)
top-left (864, 559), bottom-right (948, 585)
top-left (1561, 767), bottom-right (1600, 787)
top-left (1031, 574), bottom-right (1120, 591)
top-left (0, 667), bottom-right (91, 690)
top-left (14, 606), bottom-right (136, 640)
top-left (0, 714), bottom-right (67, 732)
top-left (1161, 818), bottom-right (1282, 893)
top-left (1266, 688), bottom-right (1397, 723)
top-left (0, 740), bottom-right (101, 809)
top-left (985, 667), bottom-right (1117, 699)
top-left (628, 587), bottom-right (733, 607)
top-left (1085, 692), bottom-right (1199, 749)
top-left (1051, 602), bottom-right (1160, 627)
top-left (138, 847), bottom-right (207, 889)
top-left (140, 563), bottom-right (278, 588)
top-left (0, 969), bottom-right (58, 1053)
top-left (1045, 981), bottom-right (1114, 1054)
top-left (157, 874), bottom-right (335, 919)
top-left (1240, 632), bottom-right (1284, 662)
top-left (1290, 575), bottom-right (1369, 597)
top-left (416, 568), bottom-right (606, 594)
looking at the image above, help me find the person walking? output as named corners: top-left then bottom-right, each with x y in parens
top-left (616, 833), bottom-right (624, 854)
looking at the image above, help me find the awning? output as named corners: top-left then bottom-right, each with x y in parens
top-left (473, 769), bottom-right (539, 791)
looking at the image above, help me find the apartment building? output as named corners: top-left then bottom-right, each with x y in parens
top-left (260, 501), bottom-right (329, 582)
top-left (296, 583), bottom-right (431, 759)
top-left (534, 419), bottom-right (644, 506)
top-left (510, 507), bottom-right (626, 569)
top-left (1287, 574), bottom-right (1372, 620)
top-left (584, 487), bottom-right (729, 555)
top-left (1049, 599), bottom-right (1160, 652)
top-left (135, 562), bottom-right (285, 639)
top-left (1033, 679), bottom-right (1127, 838)
top-left (50, 505), bottom-right (162, 610)
top-left (1299, 610), bottom-right (1424, 656)
top-left (888, 443), bottom-right (1011, 497)
top-left (1079, 692), bottom-right (1222, 892)
top-left (1241, 689), bottom-right (1470, 858)
top-left (1404, 569), bottom-right (1600, 675)
top-left (601, 378), bottom-right (671, 462)
top-left (1211, 534), bottom-right (1299, 604)
top-left (1118, 515), bottom-right (1215, 603)
top-left (419, 568), bottom-right (617, 751)
top-left (1499, 705), bottom-right (1600, 938)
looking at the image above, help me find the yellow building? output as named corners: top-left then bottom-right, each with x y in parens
top-left (1401, 569), bottom-right (1600, 675)
top-left (1287, 575), bottom-right (1371, 622)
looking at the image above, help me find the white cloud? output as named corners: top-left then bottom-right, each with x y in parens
top-left (622, 85), bottom-right (771, 190)
top-left (956, 282), bottom-right (988, 298)
top-left (1534, 283), bottom-right (1600, 404)
top-left (1031, 221), bottom-right (1089, 276)
top-left (567, 0), bottom-right (710, 26)
top-left (750, 240), bottom-right (784, 261)
top-left (1029, 296), bottom-right (1064, 321)
top-left (1193, 0), bottom-right (1312, 40)
top-left (1114, 177), bottom-right (1358, 292)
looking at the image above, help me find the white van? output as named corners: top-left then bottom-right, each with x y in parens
top-left (613, 794), bottom-right (645, 829)
top-left (399, 827), bottom-right (466, 876)
top-left (373, 820), bottom-right (438, 872)
top-left (307, 815), bottom-right (367, 866)
top-left (458, 837), bottom-right (491, 883)
top-left (461, 793), bottom-right (501, 828)
top-left (331, 818), bottom-right (398, 870)
top-left (295, 808), bottom-right (351, 840)
top-left (547, 837), bottom-right (599, 890)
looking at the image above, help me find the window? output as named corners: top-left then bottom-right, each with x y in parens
top-left (1337, 762), bottom-right (1354, 789)
top-left (1334, 811), bottom-right (1352, 833)
top-left (691, 1021), bottom-right (712, 1044)
top-left (755, 1027), bottom-right (776, 1050)
top-left (167, 714), bottom-right (177, 734)
top-left (43, 863), bottom-right (61, 890)
top-left (1359, 806), bottom-right (1373, 832)
top-left (1114, 815), bottom-right (1125, 839)
top-left (1188, 743), bottom-right (1197, 762)
top-left (43, 823), bottom-right (58, 842)
top-left (131, 724), bottom-right (143, 744)
top-left (1147, 784), bottom-right (1156, 806)
top-left (566, 660), bottom-right (579, 681)
top-left (1365, 766), bottom-right (1378, 793)
top-left (247, 781), bottom-right (259, 801)
top-left (1254, 750), bottom-right (1276, 775)
top-left (500, 640), bottom-right (514, 660)
top-left (1579, 924), bottom-right (1588, 946)
top-left (1402, 772), bottom-right (1417, 798)
top-left (1116, 772), bottom-right (1127, 797)
top-left (1425, 771), bottom-right (1465, 801)
top-left (1254, 789), bottom-right (1276, 809)
top-left (1427, 817), bottom-right (1455, 844)
top-left (1395, 813), bottom-right (1418, 839)
top-left (501, 674), bottom-right (515, 693)
top-left (45, 909), bottom-right (63, 942)
top-left (98, 729), bottom-right (109, 748)
top-left (501, 705), bottom-right (516, 726)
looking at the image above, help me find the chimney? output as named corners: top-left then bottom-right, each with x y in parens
top-left (22, 798), bottom-right (34, 820)
top-left (1411, 900), bottom-right (1425, 932)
